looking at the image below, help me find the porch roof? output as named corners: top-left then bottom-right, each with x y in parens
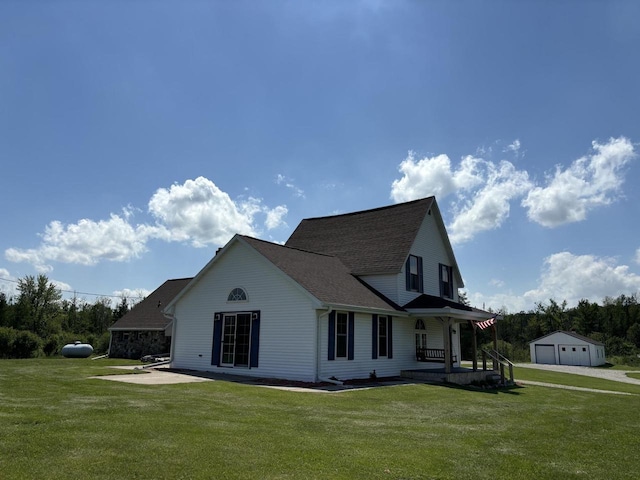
top-left (403, 294), bottom-right (497, 322)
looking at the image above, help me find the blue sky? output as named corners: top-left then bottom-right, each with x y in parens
top-left (1, 1), bottom-right (640, 312)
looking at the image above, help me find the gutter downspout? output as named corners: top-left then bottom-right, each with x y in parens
top-left (162, 311), bottom-right (176, 364)
top-left (316, 307), bottom-right (342, 384)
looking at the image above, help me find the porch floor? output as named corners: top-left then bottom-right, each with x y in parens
top-left (401, 366), bottom-right (500, 385)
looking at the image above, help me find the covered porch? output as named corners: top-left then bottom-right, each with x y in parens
top-left (404, 294), bottom-right (510, 385)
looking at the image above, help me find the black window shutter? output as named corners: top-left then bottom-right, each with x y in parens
top-left (405, 257), bottom-right (411, 290)
top-left (250, 311), bottom-right (260, 368)
top-left (212, 313), bottom-right (222, 366)
top-left (388, 316), bottom-right (393, 359)
top-left (371, 314), bottom-right (378, 359)
top-left (348, 312), bottom-right (355, 360)
top-left (328, 311), bottom-right (335, 361)
top-left (418, 257), bottom-right (424, 293)
top-left (438, 263), bottom-right (444, 297)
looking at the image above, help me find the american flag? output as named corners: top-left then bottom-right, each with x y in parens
top-left (477, 317), bottom-right (496, 330)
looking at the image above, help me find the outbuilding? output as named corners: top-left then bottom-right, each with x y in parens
top-left (529, 331), bottom-right (606, 367)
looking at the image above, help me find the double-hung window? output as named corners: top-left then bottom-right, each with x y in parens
top-left (371, 314), bottom-right (393, 359)
top-left (440, 264), bottom-right (453, 299)
top-left (328, 311), bottom-right (354, 361)
top-left (406, 255), bottom-right (423, 292)
top-left (335, 312), bottom-right (348, 358)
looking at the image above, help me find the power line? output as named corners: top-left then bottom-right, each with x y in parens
top-left (0, 277), bottom-right (146, 301)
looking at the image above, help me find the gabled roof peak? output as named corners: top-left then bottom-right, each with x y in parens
top-left (285, 197), bottom-right (436, 275)
top-left (300, 196), bottom-right (435, 222)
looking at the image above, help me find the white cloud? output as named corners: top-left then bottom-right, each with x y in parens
top-left (112, 288), bottom-right (151, 306)
top-left (448, 161), bottom-right (532, 244)
top-left (5, 214), bottom-right (152, 271)
top-left (148, 177), bottom-right (259, 247)
top-left (275, 174), bottom-right (305, 198)
top-left (489, 278), bottom-right (505, 288)
top-left (264, 205), bottom-right (289, 230)
top-left (390, 152), bottom-right (484, 202)
top-left (504, 139), bottom-right (521, 154)
top-left (0, 268), bottom-right (18, 298)
top-left (522, 137), bottom-right (635, 227)
top-left (524, 252), bottom-right (640, 307)
top-left (5, 176), bottom-right (288, 271)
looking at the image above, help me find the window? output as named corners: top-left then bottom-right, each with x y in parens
top-left (212, 311), bottom-right (260, 368)
top-left (372, 314), bottom-right (393, 359)
top-left (378, 316), bottom-right (388, 357)
top-left (439, 264), bottom-right (453, 299)
top-left (336, 312), bottom-right (348, 358)
top-left (415, 319), bottom-right (427, 350)
top-left (405, 255), bottom-right (423, 292)
top-left (227, 288), bottom-right (247, 302)
top-left (328, 311), bottom-right (354, 361)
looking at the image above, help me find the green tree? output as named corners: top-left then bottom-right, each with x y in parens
top-left (16, 275), bottom-right (62, 335)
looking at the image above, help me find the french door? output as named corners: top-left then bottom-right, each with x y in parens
top-left (221, 313), bottom-right (252, 367)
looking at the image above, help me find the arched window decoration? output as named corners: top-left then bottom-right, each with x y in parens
top-left (227, 287), bottom-right (247, 302)
top-left (415, 319), bottom-right (426, 330)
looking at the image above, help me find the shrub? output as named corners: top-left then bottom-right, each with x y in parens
top-left (0, 327), bottom-right (17, 358)
top-left (12, 330), bottom-right (42, 358)
top-left (95, 331), bottom-right (111, 354)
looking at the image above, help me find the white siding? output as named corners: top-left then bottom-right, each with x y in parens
top-left (358, 274), bottom-right (399, 304)
top-left (171, 241), bottom-right (319, 382)
top-left (398, 211), bottom-right (459, 306)
top-left (529, 332), bottom-right (605, 367)
top-left (317, 314), bottom-right (459, 380)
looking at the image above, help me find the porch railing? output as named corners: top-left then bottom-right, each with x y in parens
top-left (481, 349), bottom-right (514, 385)
top-left (416, 347), bottom-right (458, 364)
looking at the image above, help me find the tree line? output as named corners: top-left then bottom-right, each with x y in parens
top-left (465, 295), bottom-right (640, 364)
top-left (0, 274), bottom-right (132, 358)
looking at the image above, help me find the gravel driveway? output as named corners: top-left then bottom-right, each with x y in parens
top-left (515, 363), bottom-right (640, 386)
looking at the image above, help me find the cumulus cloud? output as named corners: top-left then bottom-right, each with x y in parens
top-left (5, 177), bottom-right (288, 271)
top-left (148, 177), bottom-right (260, 247)
top-left (524, 252), bottom-right (640, 307)
top-left (390, 151), bottom-right (531, 244)
top-left (522, 137), bottom-right (635, 227)
top-left (448, 161), bottom-right (532, 243)
top-left (390, 152), bottom-right (484, 202)
top-left (264, 205), bottom-right (289, 230)
top-left (5, 213), bottom-right (153, 271)
top-left (391, 136), bottom-right (635, 244)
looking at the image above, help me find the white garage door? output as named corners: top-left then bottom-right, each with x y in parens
top-left (535, 344), bottom-right (556, 364)
top-left (558, 345), bottom-right (591, 366)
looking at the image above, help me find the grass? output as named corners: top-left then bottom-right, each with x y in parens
top-left (1, 358), bottom-right (639, 479)
top-left (513, 366), bottom-right (640, 395)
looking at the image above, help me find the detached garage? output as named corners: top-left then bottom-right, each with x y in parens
top-left (529, 331), bottom-right (606, 367)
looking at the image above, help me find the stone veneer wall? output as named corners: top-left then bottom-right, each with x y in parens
top-left (110, 330), bottom-right (170, 359)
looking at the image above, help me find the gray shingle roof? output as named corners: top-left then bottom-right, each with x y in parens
top-left (241, 236), bottom-right (401, 312)
top-left (285, 197), bottom-right (434, 275)
top-left (529, 330), bottom-right (605, 346)
top-left (109, 278), bottom-right (192, 330)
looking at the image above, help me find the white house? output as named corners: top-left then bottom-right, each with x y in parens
top-left (529, 331), bottom-right (606, 367)
top-left (164, 197), bottom-right (497, 383)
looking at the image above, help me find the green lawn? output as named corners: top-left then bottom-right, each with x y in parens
top-left (1, 359), bottom-right (639, 480)
top-left (513, 366), bottom-right (640, 395)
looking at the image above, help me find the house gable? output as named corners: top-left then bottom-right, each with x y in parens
top-left (285, 197), bottom-right (434, 275)
top-left (110, 277), bottom-right (192, 331)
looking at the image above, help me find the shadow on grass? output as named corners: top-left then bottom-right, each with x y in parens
top-left (164, 368), bottom-right (524, 394)
top-left (430, 381), bottom-right (524, 395)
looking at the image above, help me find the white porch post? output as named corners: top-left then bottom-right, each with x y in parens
top-left (441, 317), bottom-right (452, 374)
